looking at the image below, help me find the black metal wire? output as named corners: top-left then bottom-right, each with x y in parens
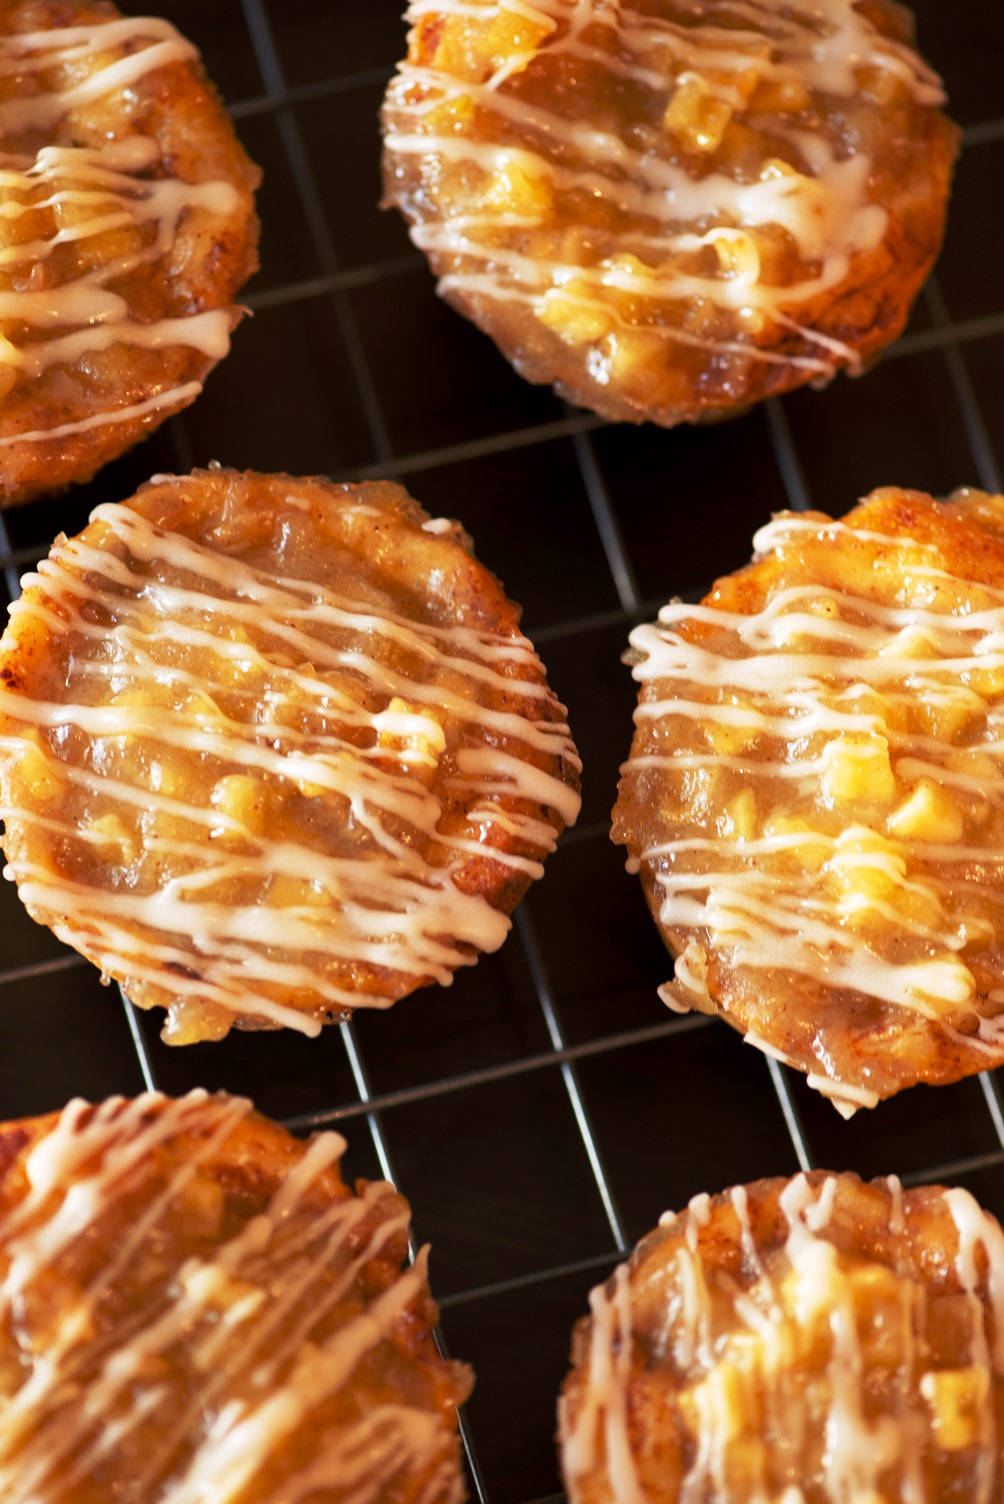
top-left (0, 6), bottom-right (1002, 1501)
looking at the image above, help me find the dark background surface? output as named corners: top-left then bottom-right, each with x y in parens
top-left (1, 4), bottom-right (1003, 1498)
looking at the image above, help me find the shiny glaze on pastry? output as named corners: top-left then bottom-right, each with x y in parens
top-left (0, 469), bottom-right (581, 1041)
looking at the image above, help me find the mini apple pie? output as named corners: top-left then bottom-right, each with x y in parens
top-left (613, 487), bottom-right (1004, 1112)
top-left (560, 1170), bottom-right (1004, 1504)
top-left (0, 1088), bottom-right (473, 1504)
top-left (0, 0), bottom-right (260, 505)
top-left (381, 0), bottom-right (957, 428)
top-left (0, 468), bottom-right (581, 1041)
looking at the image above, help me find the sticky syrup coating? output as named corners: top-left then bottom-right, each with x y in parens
top-left (0, 1090), bottom-right (473, 1504)
top-left (559, 1171), bottom-right (1004, 1504)
top-left (0, 0), bottom-right (260, 506)
top-left (0, 468), bottom-right (581, 1043)
top-left (613, 488), bottom-right (1004, 1112)
top-left (381, 0), bottom-right (958, 428)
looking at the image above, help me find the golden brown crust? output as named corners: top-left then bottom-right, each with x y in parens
top-left (560, 1171), bottom-right (1004, 1504)
top-left (0, 1089), bottom-right (473, 1504)
top-left (382, 0), bottom-right (957, 428)
top-left (613, 487), bottom-right (1004, 1111)
top-left (0, 468), bottom-right (581, 1042)
top-left (0, 0), bottom-right (260, 506)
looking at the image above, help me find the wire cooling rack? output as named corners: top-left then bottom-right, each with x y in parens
top-left (1, 2), bottom-right (1004, 1499)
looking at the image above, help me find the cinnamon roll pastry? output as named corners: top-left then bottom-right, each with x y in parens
top-left (560, 1170), bottom-right (1004, 1504)
top-left (613, 487), bottom-right (1004, 1112)
top-left (0, 1), bottom-right (260, 506)
top-left (381, 0), bottom-right (958, 428)
top-left (0, 468), bottom-right (581, 1042)
top-left (0, 1088), bottom-right (473, 1504)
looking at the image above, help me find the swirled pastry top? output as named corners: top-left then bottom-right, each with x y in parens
top-left (0, 1089), bottom-right (473, 1504)
top-left (0, 0), bottom-right (260, 506)
top-left (381, 0), bottom-right (957, 427)
top-left (0, 468), bottom-right (582, 1043)
top-left (612, 487), bottom-right (1004, 1113)
top-left (560, 1170), bottom-right (1004, 1504)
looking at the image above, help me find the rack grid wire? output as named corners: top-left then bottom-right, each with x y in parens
top-left (1, 3), bottom-right (1003, 1500)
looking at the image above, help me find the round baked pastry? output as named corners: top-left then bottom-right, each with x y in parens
top-left (0, 1), bottom-right (260, 506)
top-left (381, 0), bottom-right (958, 428)
top-left (560, 1170), bottom-right (1004, 1504)
top-left (0, 468), bottom-right (582, 1042)
top-left (0, 1088), bottom-right (472, 1504)
top-left (613, 487), bottom-right (1004, 1113)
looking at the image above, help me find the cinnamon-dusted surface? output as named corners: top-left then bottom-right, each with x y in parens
top-left (0, 468), bottom-right (581, 1041)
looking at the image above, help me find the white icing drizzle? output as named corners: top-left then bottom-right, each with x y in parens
top-left (385, 0), bottom-right (947, 376)
top-left (0, 20), bottom-right (197, 130)
top-left (561, 1175), bottom-right (1004, 1504)
top-left (0, 380), bottom-right (204, 449)
top-left (944, 1187), bottom-right (1004, 1370)
top-left (0, 16), bottom-right (245, 442)
top-left (0, 496), bottom-right (581, 1032)
top-left (0, 1090), bottom-right (465, 1504)
top-left (774, 1176), bottom-right (922, 1504)
top-left (729, 1183), bottom-right (764, 1278)
top-left (560, 1262), bottom-right (648, 1504)
top-left (620, 507), bottom-right (1004, 1053)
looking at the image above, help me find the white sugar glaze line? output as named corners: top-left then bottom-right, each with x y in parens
top-left (0, 1094), bottom-right (243, 1483)
top-left (45, 501), bottom-right (560, 698)
top-left (14, 309), bottom-right (231, 376)
top-left (562, 1262), bottom-right (648, 1504)
top-left (406, 223), bottom-right (843, 374)
top-left (629, 630), bottom-right (1004, 693)
top-left (10, 892), bottom-right (350, 1030)
top-left (148, 1254), bottom-right (435, 1504)
top-left (0, 691), bottom-right (455, 815)
top-left (776, 1177), bottom-right (906, 1504)
top-left (12, 576), bottom-right (574, 765)
top-left (410, 157), bottom-right (881, 325)
top-left (563, 1175), bottom-right (1004, 1504)
top-left (0, 16), bottom-right (243, 437)
top-left (652, 577), bottom-right (1004, 640)
top-left (0, 382), bottom-right (204, 448)
top-left (638, 832), bottom-right (1004, 906)
top-left (634, 680), bottom-right (990, 724)
top-left (386, 0), bottom-right (945, 368)
top-left (11, 832), bottom-right (534, 952)
top-left (248, 1407), bottom-right (463, 1504)
top-left (0, 499), bottom-right (580, 1024)
top-left (7, 857), bottom-right (516, 1009)
top-left (121, 1192), bottom-right (415, 1501)
top-left (14, 498), bottom-right (579, 772)
top-left (653, 873), bottom-right (967, 958)
top-left (670, 893), bottom-right (978, 1017)
top-left (0, 1093), bottom-right (264, 1487)
top-left (0, 658), bottom-right (574, 825)
top-left (632, 683), bottom-right (993, 739)
top-left (0, 20), bottom-right (197, 130)
top-left (622, 509), bottom-right (1004, 1036)
top-left (0, 1090), bottom-right (233, 1255)
top-left (0, 1091), bottom-right (459, 1504)
top-left (624, 750), bottom-right (1004, 817)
